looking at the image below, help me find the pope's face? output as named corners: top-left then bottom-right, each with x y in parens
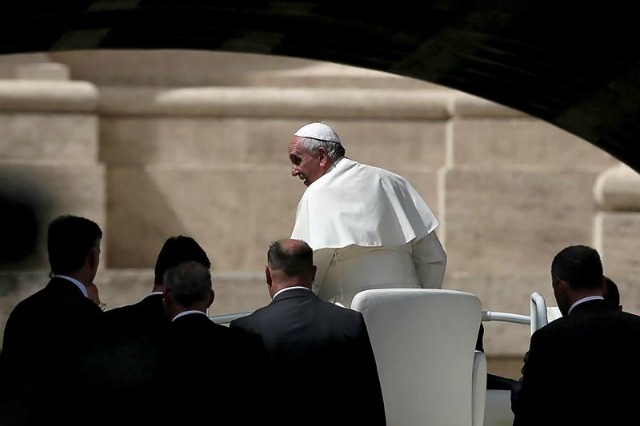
top-left (288, 137), bottom-right (325, 187)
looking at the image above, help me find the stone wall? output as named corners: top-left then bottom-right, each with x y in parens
top-left (0, 51), bottom-right (636, 377)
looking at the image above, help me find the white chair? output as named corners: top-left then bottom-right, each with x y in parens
top-left (352, 288), bottom-right (486, 426)
top-left (529, 291), bottom-right (562, 334)
top-left (472, 350), bottom-right (487, 426)
top-left (484, 389), bottom-right (514, 426)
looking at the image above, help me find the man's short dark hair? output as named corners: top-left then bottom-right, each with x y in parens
top-left (551, 245), bottom-right (603, 290)
top-left (267, 239), bottom-right (313, 277)
top-left (164, 260), bottom-right (212, 307)
top-left (47, 214), bottom-right (102, 275)
top-left (154, 235), bottom-right (211, 284)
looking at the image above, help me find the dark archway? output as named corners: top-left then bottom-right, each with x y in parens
top-left (2, 1), bottom-right (639, 171)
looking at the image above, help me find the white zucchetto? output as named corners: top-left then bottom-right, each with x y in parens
top-left (294, 122), bottom-right (341, 143)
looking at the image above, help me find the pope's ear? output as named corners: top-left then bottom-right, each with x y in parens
top-left (318, 147), bottom-right (330, 165)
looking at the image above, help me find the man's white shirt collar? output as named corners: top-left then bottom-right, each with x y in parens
top-left (52, 275), bottom-right (88, 298)
top-left (172, 310), bottom-right (207, 321)
top-left (273, 286), bottom-right (311, 299)
top-left (568, 295), bottom-right (604, 314)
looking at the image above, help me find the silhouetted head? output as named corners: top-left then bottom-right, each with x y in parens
top-left (265, 238), bottom-right (316, 297)
top-left (551, 245), bottom-right (604, 316)
top-left (163, 260), bottom-right (214, 317)
top-left (154, 235), bottom-right (210, 286)
top-left (47, 214), bottom-right (102, 276)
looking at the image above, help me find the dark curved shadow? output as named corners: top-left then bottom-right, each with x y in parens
top-left (0, 1), bottom-right (639, 171)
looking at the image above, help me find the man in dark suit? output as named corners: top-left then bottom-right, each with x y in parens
top-left (162, 260), bottom-right (270, 424)
top-left (85, 235), bottom-right (211, 425)
top-left (104, 234), bottom-right (211, 330)
top-left (0, 214), bottom-right (103, 425)
top-left (230, 238), bottom-right (386, 426)
top-left (510, 273), bottom-right (625, 412)
top-left (512, 245), bottom-right (640, 426)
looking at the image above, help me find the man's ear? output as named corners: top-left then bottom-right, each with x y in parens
top-left (208, 289), bottom-right (215, 308)
top-left (556, 277), bottom-right (569, 291)
top-left (311, 265), bottom-right (317, 282)
top-left (87, 248), bottom-right (99, 270)
top-left (162, 288), bottom-right (171, 314)
top-left (265, 265), bottom-right (273, 286)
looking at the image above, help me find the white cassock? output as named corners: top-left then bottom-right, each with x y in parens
top-left (291, 157), bottom-right (447, 308)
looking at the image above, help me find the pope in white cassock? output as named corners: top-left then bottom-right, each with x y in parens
top-left (288, 122), bottom-right (447, 308)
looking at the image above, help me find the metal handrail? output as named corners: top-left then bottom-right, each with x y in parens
top-left (210, 311), bottom-right (252, 324)
top-left (214, 310), bottom-right (531, 326)
top-left (482, 310), bottom-right (530, 325)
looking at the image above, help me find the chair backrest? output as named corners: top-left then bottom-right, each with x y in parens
top-left (352, 288), bottom-right (485, 426)
top-left (529, 291), bottom-right (548, 334)
top-left (530, 292), bottom-right (562, 334)
top-left (472, 350), bottom-right (487, 426)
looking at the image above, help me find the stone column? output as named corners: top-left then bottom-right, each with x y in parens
top-left (594, 163), bottom-right (640, 313)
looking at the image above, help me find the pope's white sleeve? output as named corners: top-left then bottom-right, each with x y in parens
top-left (412, 230), bottom-right (447, 288)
